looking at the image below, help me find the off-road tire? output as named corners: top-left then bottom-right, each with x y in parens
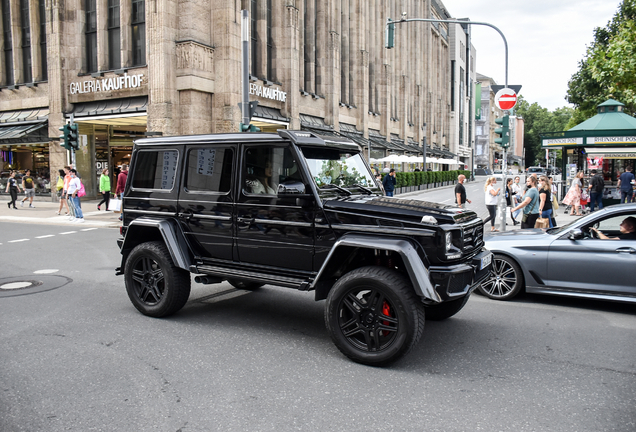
top-left (477, 254), bottom-right (525, 300)
top-left (228, 280), bottom-right (264, 291)
top-left (424, 294), bottom-right (470, 321)
top-left (325, 266), bottom-right (425, 366)
top-left (124, 241), bottom-right (191, 317)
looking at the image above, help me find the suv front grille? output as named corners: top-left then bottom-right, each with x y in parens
top-left (461, 220), bottom-right (484, 253)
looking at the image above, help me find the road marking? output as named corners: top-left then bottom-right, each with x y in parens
top-left (80, 228), bottom-right (98, 231)
top-left (59, 231), bottom-right (77, 235)
top-left (34, 269), bottom-right (59, 274)
top-left (8, 239), bottom-right (29, 243)
top-left (35, 235), bottom-right (55, 239)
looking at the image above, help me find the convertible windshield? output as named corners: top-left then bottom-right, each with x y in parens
top-left (301, 147), bottom-right (378, 190)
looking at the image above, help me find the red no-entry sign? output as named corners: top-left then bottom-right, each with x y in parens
top-left (495, 88), bottom-right (517, 110)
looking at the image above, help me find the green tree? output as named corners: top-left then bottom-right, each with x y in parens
top-left (514, 96), bottom-right (573, 166)
top-left (567, 0), bottom-right (636, 122)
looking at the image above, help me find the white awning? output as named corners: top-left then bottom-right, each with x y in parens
top-left (585, 147), bottom-right (636, 158)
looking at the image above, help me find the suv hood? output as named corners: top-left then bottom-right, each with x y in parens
top-left (322, 195), bottom-right (479, 225)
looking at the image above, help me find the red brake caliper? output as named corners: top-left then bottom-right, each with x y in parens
top-left (381, 301), bottom-right (391, 336)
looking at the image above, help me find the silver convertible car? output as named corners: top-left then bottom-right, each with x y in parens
top-left (479, 203), bottom-right (636, 303)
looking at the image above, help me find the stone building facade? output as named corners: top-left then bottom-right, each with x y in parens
top-left (0, 0), bottom-right (475, 198)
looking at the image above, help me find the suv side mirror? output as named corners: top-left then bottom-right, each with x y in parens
top-left (278, 181), bottom-right (306, 195)
top-left (569, 228), bottom-right (583, 241)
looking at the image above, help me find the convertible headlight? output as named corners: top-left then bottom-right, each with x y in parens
top-left (445, 232), bottom-right (452, 251)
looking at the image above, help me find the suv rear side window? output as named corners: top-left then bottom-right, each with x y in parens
top-left (185, 147), bottom-right (233, 193)
top-left (131, 150), bottom-right (178, 190)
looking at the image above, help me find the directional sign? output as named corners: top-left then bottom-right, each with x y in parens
top-left (495, 88), bottom-right (517, 110)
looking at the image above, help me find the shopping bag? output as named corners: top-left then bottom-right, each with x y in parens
top-left (552, 195), bottom-right (559, 210)
top-left (77, 182), bottom-right (86, 197)
top-left (534, 217), bottom-right (550, 229)
top-left (108, 198), bottom-right (122, 213)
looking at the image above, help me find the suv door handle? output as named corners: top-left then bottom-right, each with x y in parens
top-left (237, 216), bottom-right (255, 225)
top-left (178, 210), bottom-right (193, 220)
top-left (615, 247), bottom-right (636, 254)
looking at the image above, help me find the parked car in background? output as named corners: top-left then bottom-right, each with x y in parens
top-left (474, 168), bottom-right (491, 176)
top-left (479, 203), bottom-right (636, 304)
top-left (526, 166), bottom-right (546, 178)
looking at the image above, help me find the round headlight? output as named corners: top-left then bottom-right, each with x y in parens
top-left (445, 232), bottom-right (452, 251)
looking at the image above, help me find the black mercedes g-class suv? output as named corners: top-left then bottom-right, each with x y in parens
top-left (116, 130), bottom-right (491, 365)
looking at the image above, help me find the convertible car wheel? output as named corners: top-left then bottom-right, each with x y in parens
top-left (478, 254), bottom-right (524, 300)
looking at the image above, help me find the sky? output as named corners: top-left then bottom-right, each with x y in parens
top-left (440, 0), bottom-right (622, 111)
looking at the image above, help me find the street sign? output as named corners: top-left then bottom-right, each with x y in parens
top-left (495, 88), bottom-right (517, 110)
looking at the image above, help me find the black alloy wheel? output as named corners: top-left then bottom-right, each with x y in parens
top-left (325, 266), bottom-right (425, 366)
top-left (478, 254), bottom-right (524, 300)
top-left (125, 241), bottom-right (191, 317)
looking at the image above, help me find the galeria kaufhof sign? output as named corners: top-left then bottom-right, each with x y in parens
top-left (249, 83), bottom-right (287, 102)
top-left (69, 73), bottom-right (145, 95)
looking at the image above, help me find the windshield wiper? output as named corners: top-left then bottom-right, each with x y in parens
top-left (319, 184), bottom-right (352, 196)
top-left (352, 183), bottom-right (373, 195)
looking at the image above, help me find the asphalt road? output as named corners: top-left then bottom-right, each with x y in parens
top-left (1, 222), bottom-right (635, 432)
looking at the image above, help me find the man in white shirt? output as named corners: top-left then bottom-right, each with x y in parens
top-left (66, 169), bottom-right (84, 223)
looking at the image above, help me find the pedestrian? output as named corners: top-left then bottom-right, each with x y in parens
top-left (5, 170), bottom-right (21, 209)
top-left (511, 176), bottom-right (523, 221)
top-left (97, 168), bottom-right (111, 211)
top-left (538, 176), bottom-right (554, 228)
top-left (505, 178), bottom-right (518, 225)
top-left (512, 176), bottom-right (541, 229)
top-left (482, 177), bottom-right (501, 232)
top-left (382, 169), bottom-right (396, 197)
top-left (20, 169), bottom-right (36, 208)
top-left (587, 169), bottom-right (605, 212)
top-left (55, 168), bottom-right (70, 215)
top-left (455, 174), bottom-right (471, 208)
top-left (616, 166), bottom-right (635, 203)
top-left (115, 164), bottom-right (129, 221)
top-left (562, 171), bottom-right (584, 216)
top-left (66, 169), bottom-right (84, 223)
top-left (548, 176), bottom-right (558, 227)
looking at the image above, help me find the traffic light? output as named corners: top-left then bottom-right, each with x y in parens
top-left (68, 123), bottom-right (79, 150)
top-left (385, 18), bottom-right (395, 49)
top-left (240, 123), bottom-right (260, 133)
top-left (494, 114), bottom-right (510, 148)
top-left (59, 124), bottom-right (72, 151)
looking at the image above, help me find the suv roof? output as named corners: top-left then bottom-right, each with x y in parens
top-left (133, 130), bottom-right (361, 152)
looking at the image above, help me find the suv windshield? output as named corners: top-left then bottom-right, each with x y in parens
top-left (301, 147), bottom-right (378, 191)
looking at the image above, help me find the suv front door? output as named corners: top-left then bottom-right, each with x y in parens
top-left (178, 145), bottom-right (236, 261)
top-left (235, 143), bottom-right (315, 271)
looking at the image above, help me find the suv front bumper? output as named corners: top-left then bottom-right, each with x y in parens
top-left (428, 249), bottom-right (493, 301)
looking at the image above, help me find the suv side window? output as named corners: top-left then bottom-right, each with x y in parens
top-left (185, 147), bottom-right (233, 193)
top-left (242, 145), bottom-right (300, 195)
top-left (131, 150), bottom-right (178, 190)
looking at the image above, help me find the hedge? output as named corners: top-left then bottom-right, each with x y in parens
top-left (382, 170), bottom-right (471, 188)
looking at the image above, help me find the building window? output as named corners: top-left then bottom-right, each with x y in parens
top-left (85, 0), bottom-right (97, 73)
top-left (1, 0), bottom-right (13, 85)
top-left (108, 0), bottom-right (121, 70)
top-left (39, 0), bottom-right (47, 80)
top-left (266, 0), bottom-right (272, 80)
top-left (20, 0), bottom-right (32, 83)
top-left (131, 0), bottom-right (145, 66)
top-left (250, 0), bottom-right (257, 75)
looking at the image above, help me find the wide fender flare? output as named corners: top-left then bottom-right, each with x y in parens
top-left (119, 218), bottom-right (193, 272)
top-left (312, 233), bottom-right (441, 303)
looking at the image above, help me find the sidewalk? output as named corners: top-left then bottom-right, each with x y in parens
top-left (0, 196), bottom-right (121, 228)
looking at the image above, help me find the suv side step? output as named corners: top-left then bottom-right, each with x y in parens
top-left (196, 264), bottom-right (313, 290)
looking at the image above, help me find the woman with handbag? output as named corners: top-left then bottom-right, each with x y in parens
top-left (538, 176), bottom-right (554, 228)
top-left (55, 168), bottom-right (70, 215)
top-left (482, 177), bottom-right (501, 232)
top-left (512, 176), bottom-right (540, 229)
top-left (506, 178), bottom-right (519, 225)
top-left (562, 171), bottom-right (584, 216)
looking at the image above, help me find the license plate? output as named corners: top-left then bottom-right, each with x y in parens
top-left (480, 253), bottom-right (492, 270)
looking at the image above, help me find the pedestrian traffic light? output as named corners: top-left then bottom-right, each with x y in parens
top-left (385, 18), bottom-right (395, 49)
top-left (240, 123), bottom-right (260, 133)
top-left (59, 124), bottom-right (72, 151)
top-left (494, 114), bottom-right (510, 148)
top-left (68, 123), bottom-right (79, 150)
